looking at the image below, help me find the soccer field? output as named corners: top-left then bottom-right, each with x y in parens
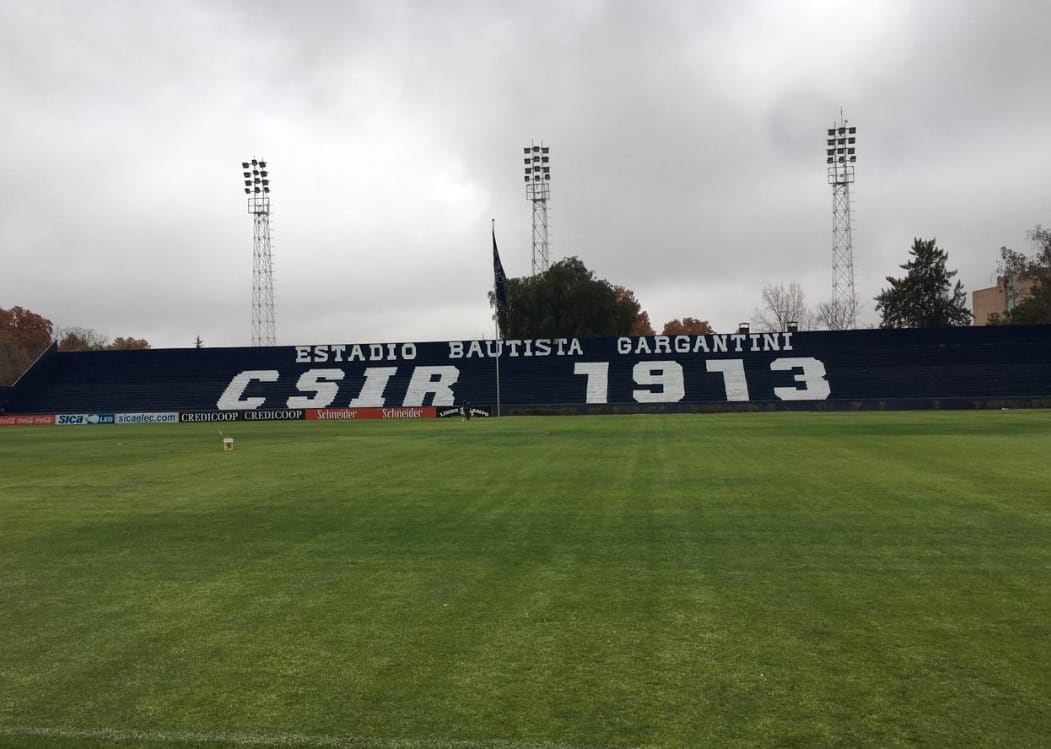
top-left (1, 412), bottom-right (1049, 748)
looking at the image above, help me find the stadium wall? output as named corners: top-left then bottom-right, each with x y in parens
top-left (4, 326), bottom-right (1051, 419)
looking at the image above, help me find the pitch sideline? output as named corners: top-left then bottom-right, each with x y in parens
top-left (0, 726), bottom-right (612, 749)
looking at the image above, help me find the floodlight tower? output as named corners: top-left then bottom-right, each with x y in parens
top-left (241, 158), bottom-right (276, 346)
top-left (523, 142), bottom-right (551, 275)
top-left (826, 115), bottom-right (858, 329)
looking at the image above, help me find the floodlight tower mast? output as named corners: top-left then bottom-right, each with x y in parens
top-left (523, 142), bottom-right (551, 275)
top-left (826, 115), bottom-right (858, 329)
top-left (241, 158), bottom-right (276, 346)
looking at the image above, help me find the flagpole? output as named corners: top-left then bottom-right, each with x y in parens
top-left (492, 218), bottom-right (502, 417)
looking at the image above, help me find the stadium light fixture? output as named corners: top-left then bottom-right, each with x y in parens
top-left (240, 157), bottom-right (276, 346)
top-left (523, 146), bottom-right (551, 184)
top-left (523, 141), bottom-right (552, 275)
top-left (827, 113), bottom-right (858, 329)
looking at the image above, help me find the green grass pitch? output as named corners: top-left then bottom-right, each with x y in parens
top-left (1, 411), bottom-right (1049, 748)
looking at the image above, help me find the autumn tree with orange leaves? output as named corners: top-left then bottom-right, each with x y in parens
top-left (109, 337), bottom-right (151, 350)
top-left (2, 306), bottom-right (152, 385)
top-left (662, 317), bottom-right (714, 335)
top-left (57, 327), bottom-right (151, 351)
top-left (57, 327), bottom-right (108, 351)
top-left (613, 286), bottom-right (655, 336)
top-left (0, 306), bottom-right (54, 386)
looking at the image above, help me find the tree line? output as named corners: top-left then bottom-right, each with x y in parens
top-left (5, 224), bottom-right (1047, 385)
top-left (495, 223), bottom-right (1049, 339)
top-left (756, 225), bottom-right (1051, 331)
top-left (871, 225), bottom-right (1049, 328)
top-left (491, 256), bottom-right (713, 339)
top-left (990, 225), bottom-right (1051, 325)
top-left (0, 307), bottom-right (149, 386)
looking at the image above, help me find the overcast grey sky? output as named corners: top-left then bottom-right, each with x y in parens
top-left (2, 0), bottom-right (1049, 348)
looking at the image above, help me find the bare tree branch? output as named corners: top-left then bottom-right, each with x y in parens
top-left (753, 282), bottom-right (813, 332)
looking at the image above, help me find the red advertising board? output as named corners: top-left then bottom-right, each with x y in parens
top-left (0, 414), bottom-right (55, 427)
top-left (307, 407), bottom-right (436, 420)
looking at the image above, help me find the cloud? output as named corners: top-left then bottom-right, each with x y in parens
top-left (2, 0), bottom-right (1049, 346)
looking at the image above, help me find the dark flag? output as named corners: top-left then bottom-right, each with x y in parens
top-left (492, 229), bottom-right (508, 309)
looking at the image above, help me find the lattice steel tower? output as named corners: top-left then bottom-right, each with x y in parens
top-left (826, 115), bottom-right (858, 329)
top-left (523, 142), bottom-right (551, 275)
top-left (241, 158), bottom-right (276, 346)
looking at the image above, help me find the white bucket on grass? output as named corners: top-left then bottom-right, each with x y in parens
top-left (223, 437), bottom-right (235, 451)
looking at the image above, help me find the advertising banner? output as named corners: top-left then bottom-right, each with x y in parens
top-left (115, 412), bottom-right (179, 424)
top-left (0, 414), bottom-right (55, 427)
top-left (179, 410), bottom-right (304, 422)
top-left (436, 405), bottom-right (493, 418)
top-left (56, 414), bottom-right (115, 425)
top-left (306, 407), bottom-right (436, 420)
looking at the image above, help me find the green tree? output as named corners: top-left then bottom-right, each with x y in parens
top-left (874, 238), bottom-right (971, 328)
top-left (1000, 225), bottom-right (1051, 325)
top-left (493, 257), bottom-right (647, 338)
top-left (0, 306), bottom-right (54, 386)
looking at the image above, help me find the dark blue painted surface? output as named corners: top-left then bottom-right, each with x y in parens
top-left (6, 326), bottom-right (1051, 414)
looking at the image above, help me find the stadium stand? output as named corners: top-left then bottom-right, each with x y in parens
top-left (4, 326), bottom-right (1051, 416)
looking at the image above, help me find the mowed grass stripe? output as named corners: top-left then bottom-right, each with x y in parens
top-left (1, 412), bottom-right (1049, 748)
top-left (0, 725), bottom-right (602, 748)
